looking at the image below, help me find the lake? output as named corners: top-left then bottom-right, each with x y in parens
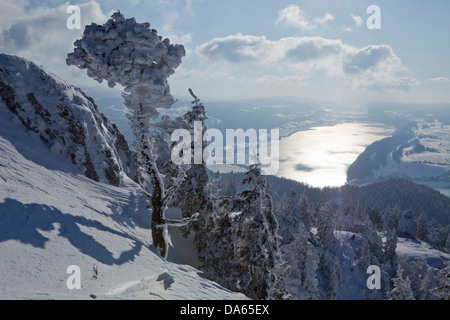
top-left (276, 122), bottom-right (395, 188)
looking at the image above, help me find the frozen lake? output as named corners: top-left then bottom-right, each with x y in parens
top-left (277, 122), bottom-right (394, 188)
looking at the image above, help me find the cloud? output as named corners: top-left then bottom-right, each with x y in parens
top-left (198, 33), bottom-right (275, 63)
top-left (427, 77), bottom-right (449, 83)
top-left (198, 34), bottom-right (418, 92)
top-left (314, 13), bottom-right (334, 26)
top-left (342, 45), bottom-right (419, 91)
top-left (343, 45), bottom-right (400, 75)
top-left (276, 5), bottom-right (313, 29)
top-left (0, 1), bottom-right (109, 72)
top-left (351, 13), bottom-right (363, 27)
top-left (276, 5), bottom-right (333, 30)
top-left (286, 37), bottom-right (343, 62)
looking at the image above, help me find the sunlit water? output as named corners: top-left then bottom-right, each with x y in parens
top-left (277, 122), bottom-right (395, 188)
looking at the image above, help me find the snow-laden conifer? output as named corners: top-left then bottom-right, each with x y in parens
top-left (67, 11), bottom-right (186, 258)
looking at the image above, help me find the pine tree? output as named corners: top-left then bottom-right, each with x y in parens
top-left (299, 191), bottom-right (313, 232)
top-left (418, 267), bottom-right (439, 300)
top-left (398, 209), bottom-right (417, 239)
top-left (200, 207), bottom-right (239, 292)
top-left (430, 261), bottom-right (450, 300)
top-left (233, 162), bottom-right (283, 299)
top-left (380, 261), bottom-right (392, 299)
top-left (383, 228), bottom-right (398, 280)
top-left (282, 223), bottom-right (319, 300)
top-left (302, 241), bottom-right (320, 300)
top-left (391, 268), bottom-right (415, 300)
top-left (315, 196), bottom-right (339, 300)
top-left (357, 239), bottom-right (372, 271)
top-left (277, 187), bottom-right (302, 245)
top-left (416, 212), bottom-right (429, 242)
top-left (429, 219), bottom-right (447, 249)
top-left (175, 89), bottom-right (210, 219)
top-left (316, 197), bottom-right (338, 251)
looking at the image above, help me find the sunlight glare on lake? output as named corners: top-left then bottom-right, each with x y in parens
top-left (277, 122), bottom-right (394, 188)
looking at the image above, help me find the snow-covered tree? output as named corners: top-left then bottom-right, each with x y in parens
top-left (175, 89), bottom-right (210, 219)
top-left (357, 239), bottom-right (372, 271)
top-left (299, 191), bottom-right (313, 232)
top-left (429, 219), bottom-right (448, 250)
top-left (200, 206), bottom-right (239, 292)
top-left (381, 261), bottom-right (393, 299)
top-left (282, 223), bottom-right (319, 300)
top-left (383, 228), bottom-right (398, 280)
top-left (382, 206), bottom-right (401, 232)
top-left (277, 187), bottom-right (302, 245)
top-left (358, 224), bottom-right (384, 264)
top-left (419, 267), bottom-right (439, 300)
top-left (316, 197), bottom-right (338, 252)
top-left (367, 207), bottom-right (383, 231)
top-left (315, 196), bottom-right (339, 300)
top-left (318, 249), bottom-right (339, 300)
top-left (233, 162), bottom-right (283, 299)
top-left (67, 12), bottom-right (187, 258)
top-left (416, 212), bottom-right (429, 242)
top-left (391, 268), bottom-right (415, 300)
top-left (398, 209), bottom-right (417, 239)
top-left (430, 261), bottom-right (450, 300)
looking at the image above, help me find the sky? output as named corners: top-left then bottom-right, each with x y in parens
top-left (0, 0), bottom-right (449, 104)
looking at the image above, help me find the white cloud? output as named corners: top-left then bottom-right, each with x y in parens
top-left (427, 77), bottom-right (449, 83)
top-left (351, 13), bottom-right (363, 27)
top-left (276, 5), bottom-right (313, 30)
top-left (197, 34), bottom-right (418, 92)
top-left (314, 13), bottom-right (334, 26)
top-left (343, 45), bottom-right (401, 75)
top-left (276, 5), bottom-right (334, 30)
top-left (0, 1), bottom-right (110, 86)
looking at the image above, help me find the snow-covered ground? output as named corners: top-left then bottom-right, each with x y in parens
top-left (348, 120), bottom-right (450, 196)
top-left (0, 107), bottom-right (247, 300)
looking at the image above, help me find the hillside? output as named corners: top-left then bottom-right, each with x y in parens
top-left (0, 55), bottom-right (246, 300)
top-left (0, 53), bottom-right (136, 187)
top-left (348, 120), bottom-right (450, 198)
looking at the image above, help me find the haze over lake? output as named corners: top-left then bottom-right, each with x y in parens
top-left (277, 122), bottom-right (395, 188)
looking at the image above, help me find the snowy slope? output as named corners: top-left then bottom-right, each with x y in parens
top-left (0, 98), bottom-right (247, 300)
top-left (348, 121), bottom-right (450, 196)
top-left (0, 53), bottom-right (136, 187)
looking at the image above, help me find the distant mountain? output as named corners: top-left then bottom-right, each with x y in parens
top-left (0, 54), bottom-right (136, 187)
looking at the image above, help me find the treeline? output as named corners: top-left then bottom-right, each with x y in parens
top-left (336, 178), bottom-right (450, 226)
top-left (218, 174), bottom-right (450, 226)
